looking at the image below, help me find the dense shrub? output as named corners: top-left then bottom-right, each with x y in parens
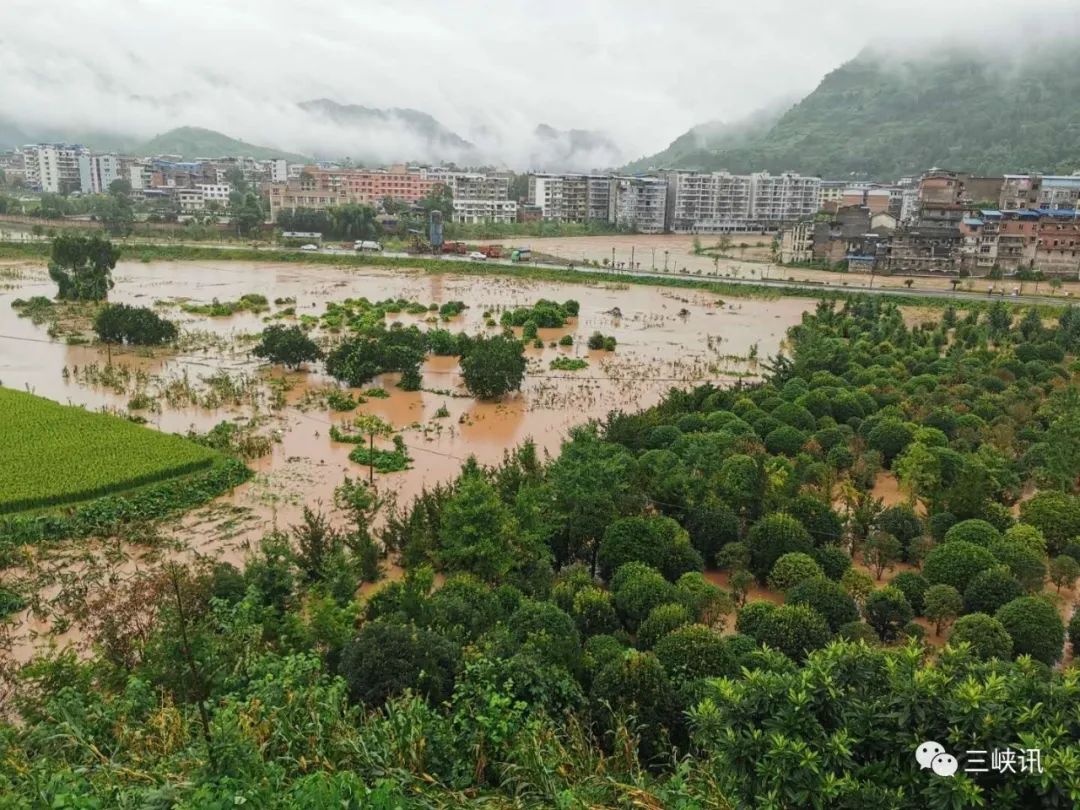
top-left (785, 576), bottom-right (859, 631)
top-left (962, 567), bottom-right (1023, 616)
top-left (766, 552), bottom-right (823, 592)
top-left (746, 513), bottom-right (814, 583)
top-left (922, 541), bottom-right (998, 592)
top-left (339, 621), bottom-right (459, 706)
top-left (753, 604), bottom-right (832, 662)
top-left (890, 571), bottom-right (929, 616)
top-left (811, 545), bottom-right (852, 581)
top-left (637, 603), bottom-right (692, 649)
top-left (994, 596), bottom-right (1065, 666)
top-left (943, 519), bottom-right (1002, 549)
top-left (863, 587), bottom-right (913, 641)
top-left (94, 303), bottom-right (178, 345)
top-left (948, 613), bottom-right (1014, 661)
top-left (653, 624), bottom-right (734, 680)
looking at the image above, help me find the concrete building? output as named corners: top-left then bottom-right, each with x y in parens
top-left (610, 176), bottom-right (667, 233)
top-left (270, 159), bottom-right (289, 183)
top-left (445, 172), bottom-right (516, 224)
top-left (664, 171), bottom-right (819, 233)
top-left (779, 220), bottom-right (814, 263)
top-left (78, 153), bottom-right (123, 194)
top-left (665, 171), bottom-right (752, 233)
top-left (817, 181), bottom-right (846, 212)
top-left (527, 173), bottom-right (611, 222)
top-left (24, 144), bottom-right (88, 194)
top-left (998, 174), bottom-right (1080, 211)
top-left (197, 183), bottom-right (232, 207)
top-left (268, 164), bottom-right (445, 221)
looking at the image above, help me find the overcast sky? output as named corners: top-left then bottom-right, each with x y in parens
top-left (1, 1), bottom-right (1078, 167)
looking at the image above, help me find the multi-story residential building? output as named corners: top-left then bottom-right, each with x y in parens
top-left (24, 144), bottom-right (88, 194)
top-left (270, 159), bottom-right (289, 183)
top-left (1034, 212), bottom-right (1080, 274)
top-left (78, 153), bottom-right (123, 194)
top-left (748, 172), bottom-right (821, 229)
top-left (197, 183), bottom-right (232, 207)
top-left (610, 176), bottom-right (667, 233)
top-left (177, 188), bottom-right (207, 213)
top-left (445, 172), bottom-right (516, 224)
top-left (664, 171), bottom-right (753, 233)
top-left (267, 164), bottom-right (444, 220)
top-left (999, 174), bottom-right (1080, 210)
top-left (817, 180), bottom-right (846, 212)
top-left (527, 173), bottom-right (611, 222)
top-left (664, 171), bottom-right (818, 233)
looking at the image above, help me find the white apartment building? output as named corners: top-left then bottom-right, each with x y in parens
top-left (270, 159), bottom-right (289, 183)
top-left (197, 183), bottom-right (232, 206)
top-left (748, 172), bottom-right (821, 228)
top-left (24, 144), bottom-right (88, 194)
top-left (78, 153), bottom-right (123, 194)
top-left (528, 173), bottom-right (611, 222)
top-left (665, 171), bottom-right (820, 233)
top-left (610, 176), bottom-right (667, 234)
top-left (446, 172), bottom-right (516, 224)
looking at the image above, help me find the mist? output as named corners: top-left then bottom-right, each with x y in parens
top-left (1, 0), bottom-right (1078, 170)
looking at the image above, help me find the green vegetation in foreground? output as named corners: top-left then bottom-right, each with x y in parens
top-left (3, 298), bottom-right (1080, 806)
top-left (2, 239), bottom-right (1063, 313)
top-left (0, 387), bottom-right (220, 514)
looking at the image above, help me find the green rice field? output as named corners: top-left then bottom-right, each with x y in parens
top-left (0, 387), bottom-right (219, 514)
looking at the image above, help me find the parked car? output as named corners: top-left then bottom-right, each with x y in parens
top-left (300, 244), bottom-right (319, 251)
top-left (468, 251), bottom-right (487, 261)
top-left (354, 240), bottom-right (383, 252)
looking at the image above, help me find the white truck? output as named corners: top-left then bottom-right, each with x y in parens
top-left (354, 240), bottom-right (383, 252)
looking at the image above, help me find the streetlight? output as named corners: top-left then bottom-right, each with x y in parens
top-left (651, 247), bottom-right (656, 270)
top-left (664, 250), bottom-right (669, 271)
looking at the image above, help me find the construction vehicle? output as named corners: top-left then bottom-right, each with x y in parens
top-left (511, 247), bottom-right (531, 262)
top-left (479, 244), bottom-right (502, 259)
top-left (441, 241), bottom-right (467, 255)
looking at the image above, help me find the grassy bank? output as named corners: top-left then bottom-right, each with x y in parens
top-left (0, 240), bottom-right (1067, 313)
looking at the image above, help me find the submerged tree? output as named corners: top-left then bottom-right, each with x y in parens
top-left (48, 234), bottom-right (120, 300)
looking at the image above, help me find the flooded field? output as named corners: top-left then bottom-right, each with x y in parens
top-left (477, 233), bottom-right (1080, 297)
top-left (0, 258), bottom-right (814, 664)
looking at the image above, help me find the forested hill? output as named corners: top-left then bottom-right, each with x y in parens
top-left (630, 46), bottom-right (1080, 180)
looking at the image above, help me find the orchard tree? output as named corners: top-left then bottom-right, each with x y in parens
top-left (766, 552), bottom-right (823, 592)
top-left (438, 473), bottom-right (521, 582)
top-left (636, 603), bottom-right (692, 649)
top-left (253, 324), bottom-right (323, 369)
top-left (746, 513), bottom-right (814, 583)
top-left (995, 596), bottom-right (1065, 666)
top-left (924, 584), bottom-right (963, 636)
top-left (962, 567), bottom-right (1023, 615)
top-left (1019, 491), bottom-right (1080, 555)
top-left (339, 621), bottom-right (459, 706)
top-left (890, 571), bottom-right (929, 615)
top-left (863, 586), bottom-right (913, 642)
top-left (785, 576), bottom-right (859, 631)
top-left (1048, 555), bottom-right (1080, 593)
top-left (48, 234), bottom-right (120, 301)
top-left (571, 587), bottom-right (619, 637)
top-left (989, 537), bottom-right (1047, 592)
top-left (948, 613), bottom-right (1013, 661)
top-left (840, 567), bottom-right (875, 606)
top-left (943, 519), bottom-right (1001, 548)
top-left (753, 604), bottom-right (831, 662)
top-left (863, 531), bottom-right (903, 580)
top-left (460, 334), bottom-right (526, 400)
top-left (653, 624), bottom-right (735, 680)
top-left (922, 540), bottom-right (998, 592)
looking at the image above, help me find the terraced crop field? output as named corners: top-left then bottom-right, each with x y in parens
top-left (0, 387), bottom-right (219, 514)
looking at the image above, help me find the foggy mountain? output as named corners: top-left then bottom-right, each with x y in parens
top-left (626, 44), bottom-right (1080, 180)
top-left (1, 101), bottom-right (623, 172)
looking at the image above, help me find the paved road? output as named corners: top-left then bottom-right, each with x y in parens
top-left (5, 234), bottom-right (1072, 307)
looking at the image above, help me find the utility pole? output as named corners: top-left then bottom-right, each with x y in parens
top-left (630, 245), bottom-right (635, 270)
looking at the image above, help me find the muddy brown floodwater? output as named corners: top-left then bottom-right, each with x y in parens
top-left (0, 258), bottom-right (814, 664)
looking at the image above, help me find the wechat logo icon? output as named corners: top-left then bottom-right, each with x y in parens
top-left (916, 741), bottom-right (957, 777)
